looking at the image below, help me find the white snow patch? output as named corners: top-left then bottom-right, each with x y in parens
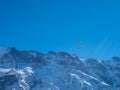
top-left (101, 81), bottom-right (109, 86)
top-left (24, 67), bottom-right (34, 75)
top-left (70, 73), bottom-right (83, 88)
top-left (82, 80), bottom-right (92, 86)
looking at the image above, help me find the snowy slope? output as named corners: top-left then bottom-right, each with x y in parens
top-left (0, 47), bottom-right (119, 90)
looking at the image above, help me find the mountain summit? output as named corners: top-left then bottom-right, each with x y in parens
top-left (0, 47), bottom-right (120, 90)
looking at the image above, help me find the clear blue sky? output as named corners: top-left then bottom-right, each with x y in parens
top-left (0, 0), bottom-right (120, 60)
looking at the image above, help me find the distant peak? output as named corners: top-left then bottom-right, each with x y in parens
top-left (112, 56), bottom-right (120, 62)
top-left (48, 51), bottom-right (57, 55)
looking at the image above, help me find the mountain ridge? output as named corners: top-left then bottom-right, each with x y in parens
top-left (0, 47), bottom-right (120, 90)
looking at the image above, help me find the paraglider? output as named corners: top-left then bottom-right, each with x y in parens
top-left (76, 41), bottom-right (81, 45)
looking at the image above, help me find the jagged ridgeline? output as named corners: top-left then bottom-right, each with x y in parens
top-left (0, 47), bottom-right (120, 90)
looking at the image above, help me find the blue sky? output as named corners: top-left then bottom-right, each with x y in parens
top-left (0, 0), bottom-right (120, 60)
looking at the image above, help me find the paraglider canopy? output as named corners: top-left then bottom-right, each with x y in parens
top-left (76, 41), bottom-right (81, 45)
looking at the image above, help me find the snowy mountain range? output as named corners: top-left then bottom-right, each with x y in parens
top-left (0, 47), bottom-right (120, 90)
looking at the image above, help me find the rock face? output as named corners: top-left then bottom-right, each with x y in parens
top-left (0, 47), bottom-right (119, 90)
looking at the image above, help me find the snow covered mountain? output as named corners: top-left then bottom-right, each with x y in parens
top-left (0, 47), bottom-right (120, 90)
